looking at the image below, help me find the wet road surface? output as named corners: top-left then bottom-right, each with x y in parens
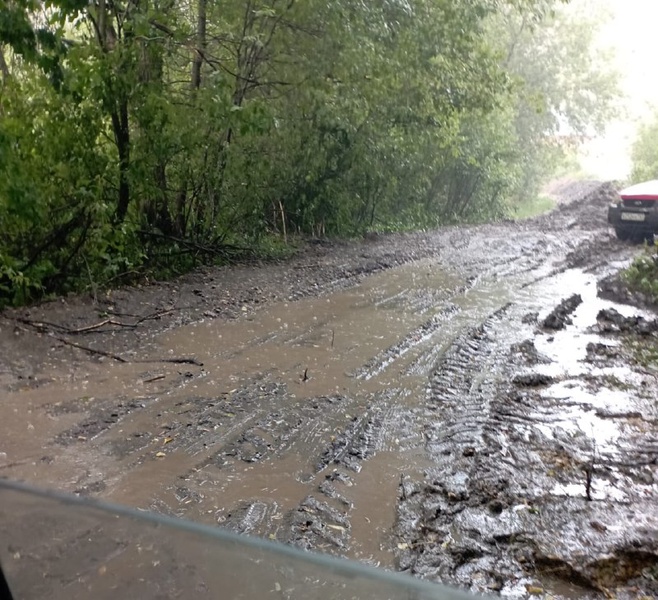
top-left (1, 182), bottom-right (657, 598)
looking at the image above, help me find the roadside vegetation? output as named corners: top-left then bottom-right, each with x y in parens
top-left (513, 195), bottom-right (555, 219)
top-left (629, 109), bottom-right (658, 184)
top-left (621, 109), bottom-right (658, 305)
top-left (623, 246), bottom-right (658, 301)
top-left (0, 0), bottom-right (618, 306)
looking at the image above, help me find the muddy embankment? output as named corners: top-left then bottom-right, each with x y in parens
top-left (0, 180), bottom-right (657, 599)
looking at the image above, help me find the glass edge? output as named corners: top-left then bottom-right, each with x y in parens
top-left (0, 478), bottom-right (491, 600)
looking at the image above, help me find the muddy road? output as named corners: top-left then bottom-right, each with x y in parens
top-left (1, 180), bottom-right (657, 598)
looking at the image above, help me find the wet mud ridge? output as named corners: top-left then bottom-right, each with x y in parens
top-left (1, 180), bottom-right (657, 599)
top-left (396, 298), bottom-right (658, 598)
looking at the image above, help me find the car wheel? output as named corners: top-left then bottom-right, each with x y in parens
top-left (635, 230), bottom-right (654, 244)
top-left (614, 225), bottom-right (632, 241)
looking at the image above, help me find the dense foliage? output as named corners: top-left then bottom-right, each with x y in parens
top-left (623, 110), bottom-right (658, 305)
top-left (630, 110), bottom-right (658, 184)
top-left (0, 0), bottom-right (617, 305)
top-left (623, 249), bottom-right (658, 302)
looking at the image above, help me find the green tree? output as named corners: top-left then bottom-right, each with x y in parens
top-left (0, 0), bottom-right (621, 306)
top-left (630, 111), bottom-right (658, 182)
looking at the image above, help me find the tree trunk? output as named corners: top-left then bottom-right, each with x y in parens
top-left (191, 0), bottom-right (207, 90)
top-left (112, 100), bottom-right (131, 223)
top-left (0, 46), bottom-right (10, 82)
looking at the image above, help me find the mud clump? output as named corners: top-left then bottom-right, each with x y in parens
top-left (512, 373), bottom-right (554, 387)
top-left (521, 312), bottom-right (539, 324)
top-left (598, 272), bottom-right (658, 312)
top-left (542, 294), bottom-right (583, 330)
top-left (596, 308), bottom-right (658, 335)
top-left (54, 398), bottom-right (149, 446)
top-left (585, 341), bottom-right (620, 362)
top-left (510, 339), bottom-right (551, 365)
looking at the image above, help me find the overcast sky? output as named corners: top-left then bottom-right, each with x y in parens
top-left (575, 0), bottom-right (658, 180)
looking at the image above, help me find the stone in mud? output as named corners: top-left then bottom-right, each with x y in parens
top-left (594, 408), bottom-right (642, 420)
top-left (522, 312), bottom-right (539, 324)
top-left (542, 294), bottom-right (583, 330)
top-left (512, 373), bottom-right (554, 387)
top-left (596, 308), bottom-right (658, 335)
top-left (510, 339), bottom-right (551, 365)
top-left (585, 341), bottom-right (619, 362)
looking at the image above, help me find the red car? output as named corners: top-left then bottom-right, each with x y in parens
top-left (608, 180), bottom-right (658, 242)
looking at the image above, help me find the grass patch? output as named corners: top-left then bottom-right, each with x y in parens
top-left (622, 245), bottom-right (658, 303)
top-left (598, 373), bottom-right (633, 392)
top-left (513, 195), bottom-right (557, 220)
top-left (626, 336), bottom-right (658, 372)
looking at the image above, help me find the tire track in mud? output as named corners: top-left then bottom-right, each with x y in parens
top-left (395, 306), bottom-right (524, 594)
top-left (49, 396), bottom-right (155, 447)
top-left (395, 289), bottom-right (658, 599)
top-left (275, 389), bottom-right (407, 557)
top-left (351, 238), bottom-right (557, 384)
top-left (141, 381), bottom-right (404, 560)
top-left (354, 305), bottom-right (460, 381)
top-left (96, 228), bottom-right (618, 558)
top-left (203, 292), bottom-right (536, 556)
top-left (422, 304), bottom-right (513, 457)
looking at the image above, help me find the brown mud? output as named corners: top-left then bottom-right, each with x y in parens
top-left (1, 180), bottom-right (657, 599)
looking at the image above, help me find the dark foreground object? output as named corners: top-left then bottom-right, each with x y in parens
top-left (0, 562), bottom-right (14, 600)
top-left (0, 479), bottom-right (479, 600)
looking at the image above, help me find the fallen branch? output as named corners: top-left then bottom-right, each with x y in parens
top-left (136, 357), bottom-right (204, 366)
top-left (13, 308), bottom-right (176, 336)
top-left (13, 324), bottom-right (202, 367)
top-left (137, 229), bottom-right (249, 258)
top-left (134, 308), bottom-right (176, 324)
top-left (51, 335), bottom-right (128, 363)
top-left (66, 318), bottom-right (137, 334)
top-left (14, 315), bottom-right (134, 335)
top-left (15, 317), bottom-right (72, 333)
top-left (53, 336), bottom-right (203, 366)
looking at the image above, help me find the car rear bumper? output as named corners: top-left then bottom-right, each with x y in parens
top-left (608, 204), bottom-right (658, 230)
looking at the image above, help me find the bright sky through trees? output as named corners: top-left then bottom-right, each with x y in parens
top-left (577, 0), bottom-right (658, 181)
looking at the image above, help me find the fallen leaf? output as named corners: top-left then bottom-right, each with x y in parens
top-left (327, 524), bottom-right (345, 532)
top-left (397, 543), bottom-right (409, 550)
top-left (163, 437), bottom-right (173, 445)
top-left (155, 452), bottom-right (166, 458)
top-left (526, 585), bottom-right (544, 595)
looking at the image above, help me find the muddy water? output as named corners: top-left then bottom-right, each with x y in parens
top-left (1, 206), bottom-right (657, 598)
top-left (105, 260), bottom-right (474, 563)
